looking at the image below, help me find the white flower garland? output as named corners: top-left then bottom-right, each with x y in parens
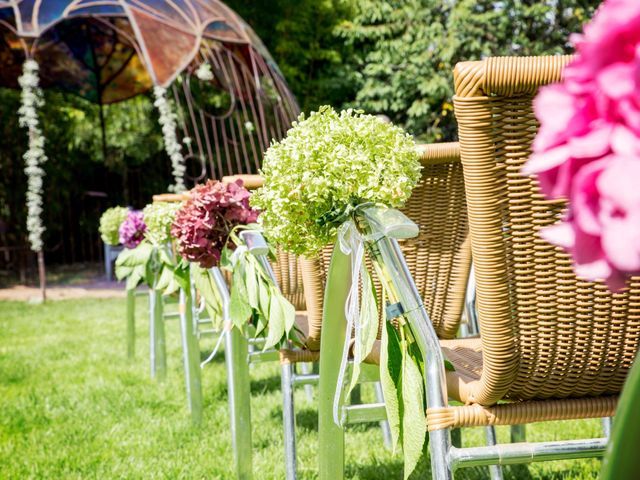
top-left (18, 59), bottom-right (47, 252)
top-left (153, 86), bottom-right (186, 193)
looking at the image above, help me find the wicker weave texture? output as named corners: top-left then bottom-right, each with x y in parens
top-left (452, 55), bottom-right (640, 407)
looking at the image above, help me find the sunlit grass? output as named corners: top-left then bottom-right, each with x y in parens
top-left (0, 298), bottom-right (600, 479)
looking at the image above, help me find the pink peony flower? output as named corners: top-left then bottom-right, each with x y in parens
top-left (171, 179), bottom-right (260, 268)
top-left (524, 0), bottom-right (640, 290)
top-left (119, 210), bottom-right (147, 249)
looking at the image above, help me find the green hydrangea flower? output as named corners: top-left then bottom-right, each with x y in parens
top-left (143, 202), bottom-right (182, 246)
top-left (99, 206), bottom-right (128, 246)
top-left (252, 106), bottom-right (421, 256)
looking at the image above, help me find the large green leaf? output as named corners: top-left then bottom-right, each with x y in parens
top-left (172, 263), bottom-right (191, 292)
top-left (229, 268), bottom-right (252, 331)
top-left (279, 289), bottom-right (296, 334)
top-left (125, 265), bottom-right (144, 290)
top-left (115, 242), bottom-right (153, 268)
top-left (191, 265), bottom-right (223, 326)
top-left (401, 340), bottom-right (427, 480)
top-left (245, 259), bottom-right (259, 309)
top-left (155, 264), bottom-right (180, 295)
top-left (263, 289), bottom-right (285, 350)
top-left (258, 278), bottom-right (271, 322)
top-left (380, 320), bottom-right (402, 453)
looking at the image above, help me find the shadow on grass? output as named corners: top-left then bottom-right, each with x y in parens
top-left (250, 374), bottom-right (281, 395)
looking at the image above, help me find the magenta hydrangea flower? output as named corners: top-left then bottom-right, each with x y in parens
top-left (523, 0), bottom-right (640, 291)
top-left (171, 179), bottom-right (260, 268)
top-left (119, 210), bottom-right (147, 249)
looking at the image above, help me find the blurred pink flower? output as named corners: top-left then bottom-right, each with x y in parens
top-left (171, 179), bottom-right (260, 268)
top-left (119, 210), bottom-right (146, 249)
top-left (524, 0), bottom-right (640, 290)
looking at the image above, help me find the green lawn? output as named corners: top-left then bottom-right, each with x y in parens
top-left (0, 297), bottom-right (601, 479)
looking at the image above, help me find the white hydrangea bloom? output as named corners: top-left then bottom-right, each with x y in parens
top-left (252, 106), bottom-right (421, 255)
top-left (153, 86), bottom-right (186, 193)
top-left (195, 63), bottom-right (214, 82)
top-left (18, 59), bottom-right (47, 252)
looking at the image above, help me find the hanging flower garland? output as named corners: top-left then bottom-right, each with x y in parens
top-left (18, 59), bottom-right (47, 253)
top-left (153, 86), bottom-right (186, 193)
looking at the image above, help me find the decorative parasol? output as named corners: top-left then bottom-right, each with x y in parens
top-left (0, 0), bottom-right (299, 299)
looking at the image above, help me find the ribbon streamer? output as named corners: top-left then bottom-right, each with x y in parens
top-left (332, 205), bottom-right (420, 426)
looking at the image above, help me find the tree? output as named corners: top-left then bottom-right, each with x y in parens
top-left (337, 0), bottom-right (601, 141)
top-left (225, 0), bottom-right (357, 113)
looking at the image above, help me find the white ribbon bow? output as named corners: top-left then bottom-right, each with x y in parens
top-left (333, 219), bottom-right (376, 426)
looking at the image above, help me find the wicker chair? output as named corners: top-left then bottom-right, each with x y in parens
top-left (408, 55), bottom-right (640, 478)
top-left (300, 143), bottom-right (472, 479)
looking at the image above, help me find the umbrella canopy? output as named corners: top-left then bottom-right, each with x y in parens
top-left (0, 0), bottom-right (299, 181)
top-left (0, 0), bottom-right (291, 104)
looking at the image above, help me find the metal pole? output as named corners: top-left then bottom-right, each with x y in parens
top-left (126, 288), bottom-right (135, 359)
top-left (450, 438), bottom-right (607, 470)
top-left (149, 288), bottom-right (166, 380)
top-left (484, 426), bottom-right (505, 480)
top-left (179, 287), bottom-right (203, 424)
top-left (211, 267), bottom-right (252, 479)
top-left (281, 361), bottom-right (297, 480)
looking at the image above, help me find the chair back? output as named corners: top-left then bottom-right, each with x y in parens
top-left (453, 56), bottom-right (640, 405)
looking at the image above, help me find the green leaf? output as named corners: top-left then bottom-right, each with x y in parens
top-left (115, 242), bottom-right (153, 268)
top-left (155, 264), bottom-right (179, 295)
top-left (280, 291), bottom-right (296, 335)
top-left (220, 246), bottom-right (232, 270)
top-left (401, 338), bottom-right (427, 480)
top-left (258, 278), bottom-right (271, 320)
top-left (263, 288), bottom-right (285, 350)
top-left (125, 265), bottom-right (144, 290)
top-left (245, 258), bottom-right (259, 309)
top-left (191, 265), bottom-right (223, 326)
top-left (444, 359), bottom-right (456, 372)
top-left (381, 320), bottom-right (402, 453)
top-left (115, 264), bottom-right (133, 281)
top-left (172, 263), bottom-right (191, 291)
top-left (229, 268), bottom-right (252, 331)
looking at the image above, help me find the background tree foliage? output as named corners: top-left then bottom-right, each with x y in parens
top-left (336, 0), bottom-right (601, 141)
top-left (1, 0), bottom-right (601, 272)
top-left (226, 0), bottom-right (357, 113)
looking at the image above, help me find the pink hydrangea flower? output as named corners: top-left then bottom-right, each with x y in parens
top-left (524, 0), bottom-right (640, 290)
top-left (119, 210), bottom-right (147, 249)
top-left (171, 179), bottom-right (260, 268)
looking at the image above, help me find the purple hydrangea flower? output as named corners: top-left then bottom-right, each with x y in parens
top-left (171, 179), bottom-right (260, 268)
top-left (119, 210), bottom-right (147, 249)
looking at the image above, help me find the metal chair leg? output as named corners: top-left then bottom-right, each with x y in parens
top-left (511, 424), bottom-right (526, 443)
top-left (299, 362), bottom-right (314, 401)
top-left (373, 382), bottom-right (393, 449)
top-left (149, 289), bottom-right (166, 380)
top-left (126, 288), bottom-right (136, 359)
top-left (484, 426), bottom-right (504, 480)
top-left (225, 326), bottom-right (253, 480)
top-left (602, 417), bottom-right (613, 438)
top-left (282, 362), bottom-right (297, 480)
top-left (179, 288), bottom-right (203, 424)
top-left (429, 428), bottom-right (454, 480)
